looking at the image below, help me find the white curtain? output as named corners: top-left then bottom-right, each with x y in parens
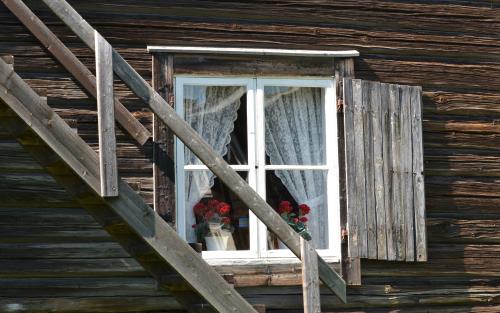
top-left (264, 87), bottom-right (328, 248)
top-left (184, 85), bottom-right (246, 243)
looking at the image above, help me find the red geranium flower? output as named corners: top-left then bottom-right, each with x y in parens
top-left (298, 204), bottom-right (311, 215)
top-left (221, 217), bottom-right (231, 225)
top-left (278, 200), bottom-right (293, 214)
top-left (204, 210), bottom-right (215, 220)
top-left (193, 202), bottom-right (206, 217)
top-left (207, 199), bottom-right (220, 210)
top-left (292, 217), bottom-right (299, 224)
top-left (217, 202), bottom-right (231, 216)
top-left (299, 216), bottom-right (308, 223)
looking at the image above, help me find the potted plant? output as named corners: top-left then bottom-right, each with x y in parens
top-left (276, 200), bottom-right (312, 249)
top-left (192, 199), bottom-right (236, 251)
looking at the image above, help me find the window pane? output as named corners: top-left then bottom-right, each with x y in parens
top-left (186, 170), bottom-right (250, 251)
top-left (184, 85), bottom-right (248, 165)
top-left (265, 170), bottom-right (328, 249)
top-left (264, 86), bottom-right (325, 165)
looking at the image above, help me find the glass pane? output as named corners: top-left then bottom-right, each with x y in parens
top-left (264, 86), bottom-right (325, 165)
top-left (186, 170), bottom-right (250, 251)
top-left (184, 85), bottom-right (248, 165)
top-left (265, 170), bottom-right (328, 250)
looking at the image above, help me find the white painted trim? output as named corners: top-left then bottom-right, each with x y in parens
top-left (263, 165), bottom-right (329, 170)
top-left (175, 77), bottom-right (258, 259)
top-left (184, 164), bottom-right (251, 171)
top-left (147, 45), bottom-right (359, 57)
top-left (256, 78), bottom-right (340, 259)
top-left (174, 76), bottom-right (341, 261)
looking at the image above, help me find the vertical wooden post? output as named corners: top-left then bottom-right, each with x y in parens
top-left (301, 237), bottom-right (321, 313)
top-left (95, 31), bottom-right (118, 197)
top-left (1, 55), bottom-right (14, 70)
top-left (152, 53), bottom-right (176, 222)
top-left (335, 58), bottom-right (361, 286)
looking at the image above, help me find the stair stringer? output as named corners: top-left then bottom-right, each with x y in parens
top-left (0, 58), bottom-right (257, 313)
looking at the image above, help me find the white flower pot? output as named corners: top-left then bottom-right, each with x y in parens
top-left (205, 224), bottom-right (236, 251)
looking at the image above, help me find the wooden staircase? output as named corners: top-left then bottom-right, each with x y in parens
top-left (0, 57), bottom-right (255, 313)
top-left (0, 0), bottom-right (347, 311)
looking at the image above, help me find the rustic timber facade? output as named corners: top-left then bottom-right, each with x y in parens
top-left (0, 0), bottom-right (499, 312)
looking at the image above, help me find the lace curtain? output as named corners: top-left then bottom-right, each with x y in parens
top-left (264, 87), bottom-right (328, 249)
top-left (184, 85), bottom-right (246, 243)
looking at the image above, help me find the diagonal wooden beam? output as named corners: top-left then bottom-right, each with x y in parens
top-left (1, 0), bottom-right (151, 145)
top-left (0, 57), bottom-right (256, 313)
top-left (39, 0), bottom-right (347, 302)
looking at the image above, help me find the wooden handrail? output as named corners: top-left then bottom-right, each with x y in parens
top-left (41, 0), bottom-right (346, 302)
top-left (1, 0), bottom-right (151, 145)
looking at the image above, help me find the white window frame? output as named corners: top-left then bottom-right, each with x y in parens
top-left (174, 76), bottom-right (340, 262)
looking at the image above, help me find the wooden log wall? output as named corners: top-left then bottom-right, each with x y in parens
top-left (0, 1), bottom-right (499, 312)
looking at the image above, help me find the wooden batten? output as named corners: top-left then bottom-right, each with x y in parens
top-left (95, 32), bottom-right (118, 197)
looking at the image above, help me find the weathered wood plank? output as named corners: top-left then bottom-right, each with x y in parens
top-left (370, 81), bottom-right (386, 260)
top-left (344, 79), bottom-right (360, 260)
top-left (427, 218), bottom-right (500, 244)
top-left (352, 79), bottom-right (367, 259)
top-left (400, 85), bottom-right (415, 262)
top-left (301, 238), bottom-right (321, 313)
top-left (0, 296), bottom-right (180, 312)
top-left (342, 77), bottom-right (361, 285)
top-left (0, 242), bottom-right (128, 259)
top-left (174, 55), bottom-right (335, 77)
top-left (41, 0), bottom-right (346, 301)
top-left (425, 176), bottom-right (500, 198)
top-left (362, 80), bottom-right (377, 259)
top-left (380, 83), bottom-right (393, 261)
top-left (0, 258), bottom-right (146, 278)
top-left (95, 31), bottom-right (118, 197)
top-left (389, 84), bottom-right (404, 261)
top-left (1, 0), bottom-right (151, 145)
top-left (411, 86), bottom-right (427, 262)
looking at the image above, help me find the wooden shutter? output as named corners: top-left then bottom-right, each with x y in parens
top-left (343, 78), bottom-right (426, 262)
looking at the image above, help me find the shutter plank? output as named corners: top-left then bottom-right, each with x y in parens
top-left (345, 79), bottom-right (426, 263)
top-left (381, 83), bottom-right (396, 261)
top-left (371, 82), bottom-right (387, 260)
top-left (362, 81), bottom-right (377, 259)
top-left (390, 85), bottom-right (405, 261)
top-left (411, 86), bottom-right (427, 262)
top-left (344, 79), bottom-right (360, 258)
top-left (352, 79), bottom-right (368, 258)
top-left (400, 86), bottom-right (415, 262)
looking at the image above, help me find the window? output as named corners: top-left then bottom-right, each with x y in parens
top-left (175, 76), bottom-right (340, 260)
